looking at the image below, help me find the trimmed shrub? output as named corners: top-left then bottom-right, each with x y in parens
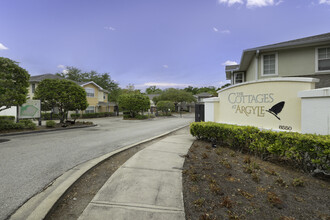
top-left (0, 120), bottom-right (23, 130)
top-left (0, 116), bottom-right (15, 122)
top-left (19, 119), bottom-right (37, 130)
top-left (0, 119), bottom-right (36, 131)
top-left (79, 112), bottom-right (115, 119)
top-left (70, 113), bottom-right (80, 119)
top-left (190, 122), bottom-right (330, 173)
top-left (135, 114), bottom-right (149, 120)
top-left (46, 120), bottom-right (56, 128)
top-left (123, 114), bottom-right (149, 120)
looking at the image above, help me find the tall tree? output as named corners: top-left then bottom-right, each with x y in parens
top-left (118, 93), bottom-right (150, 118)
top-left (57, 67), bottom-right (119, 92)
top-left (0, 57), bottom-right (30, 112)
top-left (156, 101), bottom-right (175, 116)
top-left (153, 88), bottom-right (196, 105)
top-left (34, 79), bottom-right (88, 123)
top-left (56, 66), bottom-right (83, 82)
top-left (145, 86), bottom-right (162, 94)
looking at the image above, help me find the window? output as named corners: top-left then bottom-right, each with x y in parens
top-left (32, 84), bottom-right (36, 93)
top-left (262, 53), bottom-right (278, 76)
top-left (316, 47), bottom-right (330, 72)
top-left (85, 106), bottom-right (95, 113)
top-left (234, 72), bottom-right (244, 84)
top-left (103, 94), bottom-right (106, 100)
top-left (85, 88), bottom-right (95, 97)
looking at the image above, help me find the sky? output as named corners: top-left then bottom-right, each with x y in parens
top-left (0, 0), bottom-right (330, 90)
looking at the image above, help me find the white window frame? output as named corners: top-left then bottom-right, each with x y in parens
top-left (85, 88), bottom-right (95, 97)
top-left (85, 106), bottom-right (95, 113)
top-left (261, 52), bottom-right (278, 76)
top-left (233, 72), bottom-right (244, 84)
top-left (315, 46), bottom-right (330, 73)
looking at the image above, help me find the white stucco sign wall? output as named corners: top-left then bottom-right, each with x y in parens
top-left (204, 78), bottom-right (319, 133)
top-left (298, 87), bottom-right (330, 135)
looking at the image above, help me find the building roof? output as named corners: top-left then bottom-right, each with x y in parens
top-left (146, 94), bottom-right (160, 100)
top-left (30, 73), bottom-right (64, 82)
top-left (194, 92), bottom-right (213, 98)
top-left (246, 32), bottom-right (330, 52)
top-left (226, 32), bottom-right (330, 79)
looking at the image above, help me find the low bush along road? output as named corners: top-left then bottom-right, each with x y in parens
top-left (0, 114), bottom-right (193, 220)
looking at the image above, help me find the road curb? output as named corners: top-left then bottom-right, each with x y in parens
top-left (9, 124), bottom-right (190, 220)
top-left (0, 124), bottom-right (97, 137)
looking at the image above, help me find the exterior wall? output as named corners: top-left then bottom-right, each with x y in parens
top-left (298, 88), bottom-right (330, 135)
top-left (204, 102), bottom-right (214, 122)
top-left (98, 91), bottom-right (104, 102)
top-left (0, 107), bottom-right (17, 118)
top-left (28, 82), bottom-right (39, 99)
top-left (252, 45), bottom-right (330, 82)
top-left (215, 78), bottom-right (316, 133)
top-left (83, 84), bottom-right (99, 108)
top-left (246, 56), bottom-right (256, 82)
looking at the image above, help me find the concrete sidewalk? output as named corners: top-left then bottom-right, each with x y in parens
top-left (78, 131), bottom-right (194, 220)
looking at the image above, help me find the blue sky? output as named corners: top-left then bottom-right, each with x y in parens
top-left (1, 0), bottom-right (329, 90)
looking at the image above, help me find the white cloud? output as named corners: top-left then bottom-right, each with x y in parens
top-left (221, 30), bottom-right (231, 34)
top-left (143, 82), bottom-right (191, 88)
top-left (213, 27), bottom-right (230, 34)
top-left (0, 43), bottom-right (8, 50)
top-left (57, 64), bottom-right (65, 69)
top-left (162, 65), bottom-right (169, 68)
top-left (218, 0), bottom-right (244, 6)
top-left (218, 0), bottom-right (282, 8)
top-left (319, 0), bottom-right (330, 4)
top-left (62, 69), bottom-right (69, 75)
top-left (104, 26), bottom-right (116, 31)
top-left (275, 0), bottom-right (284, 5)
top-left (246, 0), bottom-right (274, 8)
top-left (222, 60), bottom-right (238, 66)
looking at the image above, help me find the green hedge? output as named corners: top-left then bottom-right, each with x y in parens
top-left (0, 119), bottom-right (36, 131)
top-left (70, 112), bottom-right (115, 119)
top-left (123, 114), bottom-right (149, 120)
top-left (0, 116), bottom-right (15, 122)
top-left (46, 120), bottom-right (56, 128)
top-left (190, 122), bottom-right (330, 173)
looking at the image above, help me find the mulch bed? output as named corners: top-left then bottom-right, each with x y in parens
top-left (182, 140), bottom-right (330, 220)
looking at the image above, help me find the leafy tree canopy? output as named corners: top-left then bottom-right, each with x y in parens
top-left (145, 86), bottom-right (162, 94)
top-left (118, 93), bottom-right (150, 118)
top-left (34, 79), bottom-right (88, 123)
top-left (156, 101), bottom-right (175, 115)
top-left (153, 88), bottom-right (196, 104)
top-left (56, 66), bottom-right (119, 94)
top-left (184, 86), bottom-right (220, 96)
top-left (0, 57), bottom-right (30, 112)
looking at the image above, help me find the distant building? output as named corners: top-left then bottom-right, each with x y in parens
top-left (29, 74), bottom-right (115, 114)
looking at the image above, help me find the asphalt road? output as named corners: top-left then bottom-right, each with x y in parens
top-left (0, 114), bottom-right (194, 220)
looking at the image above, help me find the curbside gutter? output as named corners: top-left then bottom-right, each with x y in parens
top-left (9, 124), bottom-right (190, 220)
top-left (0, 124), bottom-right (97, 137)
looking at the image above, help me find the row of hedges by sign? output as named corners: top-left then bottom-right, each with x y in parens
top-left (190, 122), bottom-right (330, 174)
top-left (0, 116), bottom-right (36, 131)
top-left (71, 112), bottom-right (115, 119)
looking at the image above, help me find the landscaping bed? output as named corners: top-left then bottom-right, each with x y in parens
top-left (0, 121), bottom-right (93, 135)
top-left (183, 140), bottom-right (330, 220)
